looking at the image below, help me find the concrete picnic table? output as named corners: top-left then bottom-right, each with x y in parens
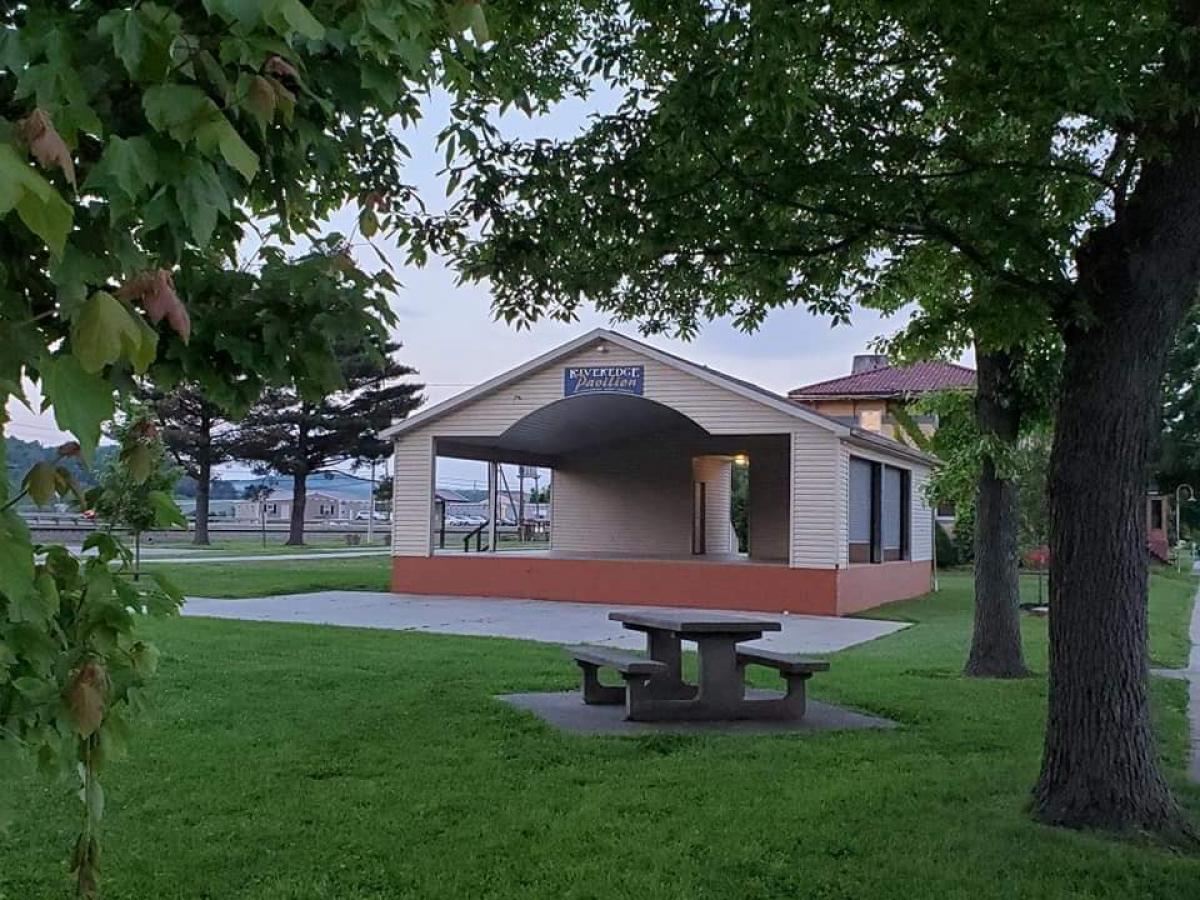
top-left (608, 610), bottom-right (780, 714)
top-left (567, 610), bottom-right (829, 721)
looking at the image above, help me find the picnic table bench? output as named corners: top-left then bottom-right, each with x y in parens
top-left (566, 610), bottom-right (829, 722)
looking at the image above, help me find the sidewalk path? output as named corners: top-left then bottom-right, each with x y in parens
top-left (182, 591), bottom-right (909, 655)
top-left (1153, 564), bottom-right (1200, 783)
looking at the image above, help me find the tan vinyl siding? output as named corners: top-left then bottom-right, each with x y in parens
top-left (406, 344), bottom-right (805, 439)
top-left (836, 444), bottom-right (851, 567)
top-left (391, 434), bottom-right (434, 556)
top-left (551, 442), bottom-right (693, 556)
top-left (791, 429), bottom-right (842, 568)
top-left (693, 456), bottom-right (733, 555)
top-left (910, 466), bottom-right (934, 562)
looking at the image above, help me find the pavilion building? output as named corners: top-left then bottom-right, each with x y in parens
top-left (384, 330), bottom-right (937, 616)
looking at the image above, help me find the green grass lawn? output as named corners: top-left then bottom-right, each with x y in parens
top-left (141, 555), bottom-right (393, 597)
top-left (140, 538), bottom-right (390, 555)
top-left (3, 572), bottom-right (1198, 898)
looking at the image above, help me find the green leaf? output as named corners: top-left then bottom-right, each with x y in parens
top-left (122, 442), bottom-right (153, 484)
top-left (71, 291), bottom-right (142, 373)
top-left (143, 85), bottom-right (219, 144)
top-left (82, 531), bottom-right (123, 561)
top-left (467, 3), bottom-right (490, 43)
top-left (13, 675), bottom-right (56, 701)
top-left (15, 186), bottom-right (74, 257)
top-left (87, 136), bottom-right (158, 201)
top-left (49, 244), bottom-right (111, 318)
top-left (278, 0), bottom-right (325, 40)
top-left (204, 0), bottom-right (266, 28)
top-left (34, 571), bottom-right (60, 617)
top-left (148, 490), bottom-right (186, 528)
top-left (0, 143), bottom-right (73, 255)
top-left (208, 119), bottom-right (259, 181)
top-left (148, 570), bottom-right (184, 605)
top-left (0, 510), bottom-right (36, 605)
top-left (173, 160), bottom-right (229, 246)
top-left (0, 27), bottom-right (26, 73)
top-left (359, 208), bottom-right (379, 238)
top-left (124, 313), bottom-right (159, 374)
top-left (21, 459), bottom-right (57, 506)
top-left (39, 355), bottom-right (115, 462)
top-left (129, 642), bottom-right (160, 678)
top-left (98, 9), bottom-right (147, 78)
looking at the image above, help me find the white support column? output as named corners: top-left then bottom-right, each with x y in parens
top-left (487, 460), bottom-right (498, 552)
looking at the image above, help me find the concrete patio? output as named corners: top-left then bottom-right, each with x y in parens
top-left (182, 590), bottom-right (909, 654)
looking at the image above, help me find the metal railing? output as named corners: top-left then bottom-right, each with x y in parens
top-left (463, 522), bottom-right (488, 552)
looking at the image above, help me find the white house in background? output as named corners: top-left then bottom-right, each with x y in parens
top-left (233, 489), bottom-right (371, 523)
top-left (382, 329), bottom-right (937, 617)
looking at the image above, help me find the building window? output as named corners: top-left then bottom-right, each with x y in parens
top-left (1150, 498), bottom-right (1164, 531)
top-left (848, 458), bottom-right (875, 563)
top-left (848, 456), bottom-right (910, 564)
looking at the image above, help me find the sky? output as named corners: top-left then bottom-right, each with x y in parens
top-left (6, 88), bottom-right (970, 487)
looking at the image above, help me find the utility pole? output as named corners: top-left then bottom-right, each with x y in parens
top-left (367, 458), bottom-right (376, 545)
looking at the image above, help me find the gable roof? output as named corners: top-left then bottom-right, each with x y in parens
top-left (381, 328), bottom-right (847, 439)
top-left (381, 328), bottom-right (936, 465)
top-left (789, 360), bottom-right (975, 399)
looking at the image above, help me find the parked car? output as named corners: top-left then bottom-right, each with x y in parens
top-left (354, 511), bottom-right (389, 521)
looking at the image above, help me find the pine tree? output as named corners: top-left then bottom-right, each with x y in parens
top-left (141, 385), bottom-right (236, 546)
top-left (230, 340), bottom-right (422, 545)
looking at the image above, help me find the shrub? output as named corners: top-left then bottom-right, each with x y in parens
top-left (936, 522), bottom-right (960, 568)
top-left (953, 505), bottom-right (976, 564)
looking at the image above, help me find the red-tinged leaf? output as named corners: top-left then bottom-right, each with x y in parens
top-left (117, 270), bottom-right (191, 342)
top-left (246, 75), bottom-right (276, 132)
top-left (121, 441), bottom-right (153, 484)
top-left (131, 419), bottom-right (158, 440)
top-left (67, 660), bottom-right (108, 738)
top-left (264, 55), bottom-right (299, 81)
top-left (57, 441), bottom-right (81, 458)
top-left (20, 109), bottom-right (76, 188)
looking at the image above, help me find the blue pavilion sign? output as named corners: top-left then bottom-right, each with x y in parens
top-left (563, 365), bottom-right (645, 397)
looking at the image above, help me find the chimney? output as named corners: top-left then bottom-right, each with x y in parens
top-left (851, 354), bottom-right (889, 374)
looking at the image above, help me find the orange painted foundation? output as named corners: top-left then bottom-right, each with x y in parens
top-left (836, 561), bottom-right (934, 615)
top-left (391, 555), bottom-right (933, 615)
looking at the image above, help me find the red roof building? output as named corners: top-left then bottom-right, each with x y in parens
top-left (789, 356), bottom-right (976, 400)
top-left (788, 354), bottom-right (975, 448)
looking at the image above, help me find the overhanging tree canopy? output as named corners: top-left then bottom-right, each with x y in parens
top-left (0, 2), bottom-right (593, 893)
top-left (430, 0), bottom-right (1200, 833)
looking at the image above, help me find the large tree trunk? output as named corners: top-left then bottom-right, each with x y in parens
top-left (288, 470), bottom-right (307, 546)
top-left (1032, 118), bottom-right (1200, 833)
top-left (193, 456), bottom-right (211, 546)
top-left (965, 349), bottom-right (1030, 678)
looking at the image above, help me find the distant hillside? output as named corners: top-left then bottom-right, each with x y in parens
top-left (4, 436), bottom-right (117, 501)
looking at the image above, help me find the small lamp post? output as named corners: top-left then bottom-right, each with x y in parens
top-left (1175, 484), bottom-right (1194, 571)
